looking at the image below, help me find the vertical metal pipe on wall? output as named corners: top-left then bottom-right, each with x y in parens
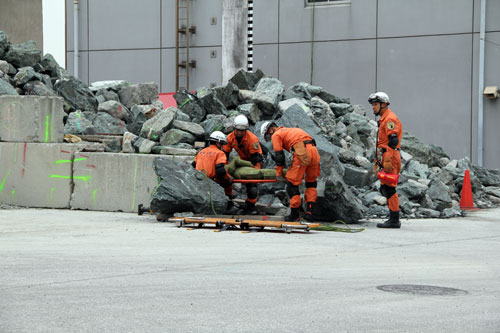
top-left (477, 0), bottom-right (486, 166)
top-left (73, 0), bottom-right (79, 78)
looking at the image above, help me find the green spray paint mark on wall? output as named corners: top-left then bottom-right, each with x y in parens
top-left (92, 189), bottom-right (97, 202)
top-left (131, 156), bottom-right (139, 211)
top-left (11, 189), bottom-right (15, 199)
top-left (45, 115), bottom-right (50, 143)
top-left (55, 158), bottom-right (87, 164)
top-left (0, 170), bottom-right (11, 193)
top-left (50, 174), bottom-right (92, 181)
top-left (50, 187), bottom-right (55, 201)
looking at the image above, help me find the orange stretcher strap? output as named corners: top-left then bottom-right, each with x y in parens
top-left (232, 179), bottom-right (277, 183)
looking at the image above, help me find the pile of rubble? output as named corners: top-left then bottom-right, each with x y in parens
top-left (1, 30), bottom-right (499, 222)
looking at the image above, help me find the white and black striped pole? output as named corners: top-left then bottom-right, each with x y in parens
top-left (247, 0), bottom-right (254, 72)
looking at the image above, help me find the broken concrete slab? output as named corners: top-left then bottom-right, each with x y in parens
top-left (70, 153), bottom-right (192, 213)
top-left (0, 142), bottom-right (97, 208)
top-left (0, 95), bottom-right (65, 142)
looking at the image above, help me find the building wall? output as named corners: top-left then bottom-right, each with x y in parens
top-left (65, 0), bottom-right (500, 168)
top-left (0, 0), bottom-right (43, 49)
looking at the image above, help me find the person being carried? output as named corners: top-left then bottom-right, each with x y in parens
top-left (223, 115), bottom-right (264, 214)
top-left (194, 131), bottom-right (234, 207)
top-left (260, 122), bottom-right (320, 222)
top-left (369, 92), bottom-right (403, 228)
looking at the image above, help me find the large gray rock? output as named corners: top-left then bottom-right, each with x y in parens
top-left (133, 137), bottom-right (157, 154)
top-left (316, 89), bottom-right (350, 104)
top-left (237, 103), bottom-right (261, 124)
top-left (140, 108), bottom-right (177, 141)
top-left (92, 112), bottom-right (126, 134)
top-left (159, 129), bottom-right (195, 146)
top-left (89, 80), bottom-right (129, 92)
top-left (54, 77), bottom-right (98, 111)
top-left (196, 87), bottom-right (227, 116)
top-left (14, 67), bottom-right (42, 86)
top-left (254, 77), bottom-right (284, 115)
top-left (5, 40), bottom-right (41, 68)
top-left (0, 60), bottom-right (10, 74)
top-left (0, 77), bottom-right (18, 95)
top-left (23, 80), bottom-right (56, 97)
top-left (401, 132), bottom-right (449, 167)
top-left (214, 82), bottom-right (239, 109)
top-left (398, 179), bottom-right (428, 200)
top-left (127, 105), bottom-right (151, 136)
top-left (95, 88), bottom-right (120, 103)
top-left (152, 146), bottom-right (197, 156)
top-left (343, 164), bottom-right (371, 188)
top-left (174, 89), bottom-right (206, 123)
top-left (201, 115), bottom-right (226, 138)
top-left (229, 69), bottom-right (264, 90)
top-left (64, 111), bottom-right (95, 135)
top-left (427, 178), bottom-right (453, 211)
top-left (173, 120), bottom-right (205, 138)
top-left (329, 103), bottom-right (354, 117)
top-left (471, 165), bottom-right (500, 187)
top-left (118, 82), bottom-right (158, 108)
top-left (0, 31), bottom-right (10, 58)
top-left (151, 158), bottom-right (228, 215)
top-left (98, 100), bottom-right (131, 122)
top-left (283, 82), bottom-right (313, 100)
top-left (37, 54), bottom-right (61, 77)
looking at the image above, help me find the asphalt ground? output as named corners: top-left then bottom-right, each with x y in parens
top-left (1, 207), bottom-right (499, 332)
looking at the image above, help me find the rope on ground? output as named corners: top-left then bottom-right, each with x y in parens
top-left (311, 220), bottom-right (365, 233)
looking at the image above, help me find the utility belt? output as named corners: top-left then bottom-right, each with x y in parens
top-left (292, 139), bottom-right (316, 151)
top-left (303, 139), bottom-right (316, 146)
top-left (380, 147), bottom-right (400, 154)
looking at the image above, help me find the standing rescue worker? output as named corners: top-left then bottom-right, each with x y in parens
top-left (223, 115), bottom-right (264, 213)
top-left (369, 92), bottom-right (402, 228)
top-left (260, 122), bottom-right (320, 222)
top-left (194, 131), bottom-right (234, 203)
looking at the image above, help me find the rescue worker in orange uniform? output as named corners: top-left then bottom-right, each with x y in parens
top-left (223, 115), bottom-right (264, 213)
top-left (194, 131), bottom-right (234, 203)
top-left (260, 122), bottom-right (320, 222)
top-left (369, 92), bottom-right (403, 228)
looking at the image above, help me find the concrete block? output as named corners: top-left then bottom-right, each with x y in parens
top-left (0, 96), bottom-right (65, 143)
top-left (70, 153), bottom-right (192, 213)
top-left (0, 142), bottom-right (86, 208)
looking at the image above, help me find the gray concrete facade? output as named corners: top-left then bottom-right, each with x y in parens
top-left (64, 0), bottom-right (500, 169)
top-left (0, 0), bottom-right (43, 49)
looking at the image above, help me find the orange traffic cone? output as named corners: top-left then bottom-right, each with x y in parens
top-left (460, 169), bottom-right (477, 210)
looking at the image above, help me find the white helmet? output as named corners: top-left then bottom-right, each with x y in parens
top-left (209, 131), bottom-right (227, 144)
top-left (234, 115), bottom-right (249, 130)
top-left (368, 92), bottom-right (390, 105)
top-left (260, 121), bottom-right (272, 137)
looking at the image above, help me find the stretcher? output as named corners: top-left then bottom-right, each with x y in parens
top-left (167, 216), bottom-right (320, 233)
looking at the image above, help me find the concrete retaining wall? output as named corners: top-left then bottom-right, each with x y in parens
top-left (70, 153), bottom-right (192, 213)
top-left (0, 142), bottom-right (192, 212)
top-left (0, 96), bottom-right (65, 143)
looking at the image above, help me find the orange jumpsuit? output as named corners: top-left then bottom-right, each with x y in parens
top-left (271, 127), bottom-right (320, 209)
top-left (377, 108), bottom-right (402, 212)
top-left (223, 130), bottom-right (263, 205)
top-left (223, 130), bottom-right (263, 169)
top-left (195, 144), bottom-right (233, 197)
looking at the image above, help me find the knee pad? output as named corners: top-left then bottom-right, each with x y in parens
top-left (305, 181), bottom-right (317, 188)
top-left (380, 184), bottom-right (396, 199)
top-left (246, 184), bottom-right (258, 199)
top-left (286, 182), bottom-right (300, 198)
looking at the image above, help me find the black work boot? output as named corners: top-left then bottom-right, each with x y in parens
top-left (226, 195), bottom-right (235, 211)
top-left (304, 202), bottom-right (315, 222)
top-left (285, 207), bottom-right (301, 222)
top-left (377, 210), bottom-right (401, 228)
top-left (244, 201), bottom-right (257, 215)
